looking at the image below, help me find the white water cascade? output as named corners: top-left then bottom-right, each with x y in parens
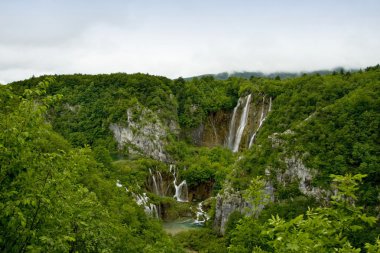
top-left (232, 94), bottom-right (252, 152)
top-left (227, 98), bottom-right (242, 149)
top-left (248, 97), bottom-right (265, 148)
top-left (116, 180), bottom-right (159, 218)
top-left (149, 168), bottom-right (166, 196)
top-left (268, 96), bottom-right (272, 112)
top-left (248, 96), bottom-right (272, 148)
top-left (134, 192), bottom-right (159, 218)
top-left (193, 202), bottom-right (210, 225)
top-left (170, 165), bottom-right (188, 202)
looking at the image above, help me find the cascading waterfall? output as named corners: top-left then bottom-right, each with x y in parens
top-left (227, 98), bottom-right (242, 149)
top-left (134, 192), bottom-right (159, 218)
top-left (116, 180), bottom-right (159, 218)
top-left (248, 96), bottom-right (272, 148)
top-left (149, 168), bottom-right (165, 196)
top-left (193, 202), bottom-right (210, 225)
top-left (232, 94), bottom-right (252, 152)
top-left (170, 165), bottom-right (188, 202)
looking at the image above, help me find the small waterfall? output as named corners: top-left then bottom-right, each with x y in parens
top-left (232, 94), bottom-right (252, 152)
top-left (149, 168), bottom-right (165, 196)
top-left (248, 96), bottom-right (272, 148)
top-left (117, 180), bottom-right (159, 218)
top-left (193, 202), bottom-right (210, 225)
top-left (117, 180), bottom-right (129, 192)
top-left (133, 192), bottom-right (159, 218)
top-left (170, 165), bottom-right (188, 202)
top-left (248, 134), bottom-right (256, 148)
top-left (268, 97), bottom-right (272, 112)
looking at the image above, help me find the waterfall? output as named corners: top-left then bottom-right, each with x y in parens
top-left (170, 165), bottom-right (188, 202)
top-left (248, 97), bottom-right (265, 148)
top-left (232, 94), bottom-right (252, 152)
top-left (227, 98), bottom-right (242, 149)
top-left (268, 97), bottom-right (272, 112)
top-left (248, 96), bottom-right (273, 148)
top-left (149, 168), bottom-right (165, 196)
top-left (117, 180), bottom-right (159, 218)
top-left (149, 169), bottom-right (158, 194)
top-left (193, 202), bottom-right (210, 225)
top-left (248, 133), bottom-right (257, 149)
top-left (134, 192), bottom-right (159, 218)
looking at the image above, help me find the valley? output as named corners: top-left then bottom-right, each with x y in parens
top-left (1, 66), bottom-right (379, 252)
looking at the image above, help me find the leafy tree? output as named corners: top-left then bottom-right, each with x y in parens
top-left (228, 174), bottom-right (378, 252)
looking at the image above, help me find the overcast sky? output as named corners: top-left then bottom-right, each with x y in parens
top-left (1, 0), bottom-right (379, 83)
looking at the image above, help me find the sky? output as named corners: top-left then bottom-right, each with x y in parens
top-left (1, 0), bottom-right (380, 83)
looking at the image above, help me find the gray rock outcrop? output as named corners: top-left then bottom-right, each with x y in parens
top-left (110, 104), bottom-right (169, 162)
top-left (213, 186), bottom-right (248, 235)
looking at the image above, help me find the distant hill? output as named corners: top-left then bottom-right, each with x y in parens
top-left (185, 67), bottom-right (357, 80)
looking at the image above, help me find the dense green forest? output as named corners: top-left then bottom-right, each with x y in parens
top-left (1, 65), bottom-right (379, 252)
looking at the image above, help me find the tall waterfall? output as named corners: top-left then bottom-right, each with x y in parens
top-left (227, 98), bottom-right (242, 149)
top-left (170, 165), bottom-right (188, 202)
top-left (248, 96), bottom-right (272, 148)
top-left (231, 94), bottom-right (252, 152)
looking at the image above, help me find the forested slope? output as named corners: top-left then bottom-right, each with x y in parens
top-left (1, 65), bottom-right (379, 252)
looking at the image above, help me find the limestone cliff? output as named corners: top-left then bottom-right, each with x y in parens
top-left (213, 186), bottom-right (248, 235)
top-left (191, 110), bottom-right (231, 147)
top-left (110, 104), bottom-right (170, 162)
top-left (269, 130), bottom-right (330, 201)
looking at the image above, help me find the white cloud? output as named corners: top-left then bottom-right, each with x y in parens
top-left (0, 0), bottom-right (379, 83)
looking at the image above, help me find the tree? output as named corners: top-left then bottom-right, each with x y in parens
top-left (228, 174), bottom-right (378, 252)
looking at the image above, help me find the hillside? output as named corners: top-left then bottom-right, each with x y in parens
top-left (1, 65), bottom-right (379, 252)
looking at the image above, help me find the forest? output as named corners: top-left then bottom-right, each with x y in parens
top-left (0, 65), bottom-right (379, 252)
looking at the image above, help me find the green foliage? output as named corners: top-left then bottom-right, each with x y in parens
top-left (259, 196), bottom-right (318, 222)
top-left (243, 176), bottom-right (271, 215)
top-left (228, 217), bottom-right (269, 253)
top-left (172, 145), bottom-right (234, 193)
top-left (11, 73), bottom-right (177, 150)
top-left (224, 211), bottom-right (244, 245)
top-left (365, 238), bottom-right (380, 253)
top-left (176, 76), bottom-right (239, 128)
top-left (0, 81), bottom-right (179, 252)
top-left (174, 228), bottom-right (227, 253)
top-left (228, 174), bottom-right (379, 252)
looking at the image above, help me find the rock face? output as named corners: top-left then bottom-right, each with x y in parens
top-left (276, 156), bottom-right (330, 201)
top-left (213, 181), bottom-right (274, 235)
top-left (269, 129), bottom-right (330, 201)
top-left (110, 104), bottom-right (169, 162)
top-left (195, 111), bottom-right (231, 147)
top-left (213, 186), bottom-right (249, 235)
top-left (188, 181), bottom-right (214, 202)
